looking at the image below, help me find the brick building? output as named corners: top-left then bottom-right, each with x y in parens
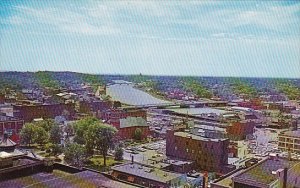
top-left (111, 163), bottom-right (202, 188)
top-left (0, 115), bottom-right (24, 143)
top-left (226, 121), bottom-right (256, 141)
top-left (101, 108), bottom-right (147, 128)
top-left (232, 157), bottom-right (300, 188)
top-left (0, 94), bottom-right (4, 104)
top-left (13, 103), bottom-right (75, 122)
top-left (79, 100), bottom-right (111, 115)
top-left (278, 130), bottom-right (300, 154)
top-left (101, 108), bottom-right (149, 140)
top-left (166, 129), bottom-right (233, 174)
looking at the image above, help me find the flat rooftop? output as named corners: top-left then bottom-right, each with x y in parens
top-left (212, 168), bottom-right (245, 188)
top-left (174, 131), bottom-right (227, 142)
top-left (111, 163), bottom-right (184, 183)
top-left (233, 158), bottom-right (299, 186)
top-left (0, 170), bottom-right (137, 188)
top-left (279, 130), bottom-right (300, 138)
top-left (168, 107), bottom-right (229, 116)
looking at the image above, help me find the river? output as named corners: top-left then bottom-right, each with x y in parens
top-left (106, 82), bottom-right (170, 106)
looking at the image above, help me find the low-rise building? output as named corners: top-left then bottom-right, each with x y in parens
top-left (13, 103), bottom-right (76, 122)
top-left (111, 163), bottom-right (203, 188)
top-left (232, 157), bottom-right (300, 188)
top-left (79, 100), bottom-right (111, 115)
top-left (102, 108), bottom-right (149, 140)
top-left (0, 115), bottom-right (24, 143)
top-left (278, 130), bottom-right (300, 154)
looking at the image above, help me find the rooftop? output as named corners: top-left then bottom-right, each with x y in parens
top-left (168, 107), bottom-right (229, 116)
top-left (111, 163), bottom-right (184, 183)
top-left (233, 158), bottom-right (299, 186)
top-left (0, 170), bottom-right (137, 188)
top-left (212, 168), bottom-right (245, 188)
top-left (0, 137), bottom-right (16, 148)
top-left (279, 130), bottom-right (300, 138)
top-left (174, 131), bottom-right (228, 142)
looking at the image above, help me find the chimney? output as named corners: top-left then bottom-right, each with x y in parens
top-left (283, 167), bottom-right (288, 188)
top-left (131, 155), bottom-right (134, 164)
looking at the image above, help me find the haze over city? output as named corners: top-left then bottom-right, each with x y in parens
top-left (1, 1), bottom-right (300, 78)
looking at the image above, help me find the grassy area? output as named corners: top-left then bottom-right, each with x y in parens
top-left (85, 155), bottom-right (123, 171)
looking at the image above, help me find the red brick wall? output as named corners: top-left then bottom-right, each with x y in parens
top-left (166, 130), bottom-right (229, 173)
top-left (0, 120), bottom-right (24, 143)
top-left (118, 126), bottom-right (150, 140)
top-left (13, 103), bottom-right (75, 122)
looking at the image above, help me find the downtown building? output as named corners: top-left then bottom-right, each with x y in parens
top-left (278, 130), bottom-right (300, 154)
top-left (101, 108), bottom-right (150, 140)
top-left (12, 102), bottom-right (76, 122)
top-left (166, 128), bottom-right (234, 174)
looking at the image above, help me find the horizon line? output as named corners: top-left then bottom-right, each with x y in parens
top-left (1, 70), bottom-right (299, 79)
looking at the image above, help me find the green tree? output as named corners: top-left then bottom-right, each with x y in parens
top-left (50, 124), bottom-right (62, 144)
top-left (64, 143), bottom-right (86, 167)
top-left (133, 128), bottom-right (142, 141)
top-left (182, 78), bottom-right (213, 99)
top-left (94, 123), bottom-right (117, 166)
top-left (84, 123), bottom-right (98, 155)
top-left (34, 126), bottom-right (49, 146)
top-left (51, 144), bottom-right (63, 156)
top-left (114, 146), bottom-right (123, 161)
top-left (20, 123), bottom-right (36, 146)
top-left (35, 119), bottom-right (55, 132)
top-left (64, 123), bottom-right (74, 138)
top-left (74, 117), bottom-right (98, 139)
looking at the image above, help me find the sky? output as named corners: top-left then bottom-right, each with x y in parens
top-left (0, 1), bottom-right (299, 78)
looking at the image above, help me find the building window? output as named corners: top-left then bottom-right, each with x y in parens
top-left (186, 148), bottom-right (189, 153)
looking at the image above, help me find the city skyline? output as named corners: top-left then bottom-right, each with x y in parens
top-left (1, 1), bottom-right (300, 78)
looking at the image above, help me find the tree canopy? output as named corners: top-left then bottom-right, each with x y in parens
top-left (64, 143), bottom-right (86, 167)
top-left (182, 77), bottom-right (212, 99)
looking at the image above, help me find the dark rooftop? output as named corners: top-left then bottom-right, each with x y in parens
top-left (0, 170), bottom-right (137, 188)
top-left (111, 163), bottom-right (184, 183)
top-left (233, 158), bottom-right (299, 186)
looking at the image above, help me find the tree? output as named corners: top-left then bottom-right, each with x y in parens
top-left (64, 143), bottom-right (86, 167)
top-left (74, 117), bottom-right (98, 138)
top-left (50, 124), bottom-right (62, 144)
top-left (74, 117), bottom-right (98, 145)
top-left (114, 146), bottom-right (123, 161)
top-left (133, 128), bottom-right (142, 141)
top-left (20, 123), bottom-right (36, 146)
top-left (84, 123), bottom-right (97, 156)
top-left (34, 126), bottom-right (49, 146)
top-left (64, 123), bottom-right (74, 138)
top-left (51, 144), bottom-right (63, 156)
top-left (35, 119), bottom-right (55, 132)
top-left (94, 123), bottom-right (117, 166)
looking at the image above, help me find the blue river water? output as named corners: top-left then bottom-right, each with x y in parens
top-left (106, 83), bottom-right (170, 106)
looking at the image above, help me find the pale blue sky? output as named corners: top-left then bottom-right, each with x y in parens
top-left (0, 1), bottom-right (299, 78)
